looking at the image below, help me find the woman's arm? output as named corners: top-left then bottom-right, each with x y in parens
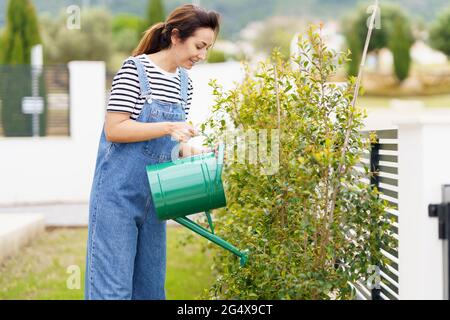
top-left (105, 112), bottom-right (168, 143)
top-left (105, 112), bottom-right (197, 143)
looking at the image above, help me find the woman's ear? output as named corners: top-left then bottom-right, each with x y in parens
top-left (170, 28), bottom-right (181, 46)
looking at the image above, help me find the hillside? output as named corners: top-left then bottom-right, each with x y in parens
top-left (0, 0), bottom-right (449, 39)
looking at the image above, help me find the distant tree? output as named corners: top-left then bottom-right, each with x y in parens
top-left (345, 28), bottom-right (362, 77)
top-left (389, 15), bottom-right (412, 81)
top-left (253, 16), bottom-right (304, 60)
top-left (0, 29), bottom-right (5, 62)
top-left (1, 0), bottom-right (41, 64)
top-left (0, 0), bottom-right (47, 137)
top-left (140, 0), bottom-right (166, 34)
top-left (343, 3), bottom-right (413, 81)
top-left (113, 14), bottom-right (142, 35)
top-left (40, 8), bottom-right (112, 64)
top-left (112, 14), bottom-right (142, 54)
top-left (429, 7), bottom-right (450, 58)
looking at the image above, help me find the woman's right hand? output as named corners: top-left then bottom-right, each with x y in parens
top-left (167, 122), bottom-right (199, 142)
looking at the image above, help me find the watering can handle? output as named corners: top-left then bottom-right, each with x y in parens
top-left (214, 143), bottom-right (225, 185)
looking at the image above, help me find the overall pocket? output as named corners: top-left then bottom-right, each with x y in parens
top-left (139, 101), bottom-right (185, 162)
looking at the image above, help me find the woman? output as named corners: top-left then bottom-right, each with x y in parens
top-left (85, 4), bottom-right (220, 300)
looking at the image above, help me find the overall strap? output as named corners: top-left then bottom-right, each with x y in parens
top-left (126, 56), bottom-right (152, 98)
top-left (179, 67), bottom-right (189, 111)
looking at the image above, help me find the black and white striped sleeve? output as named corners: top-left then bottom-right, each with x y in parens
top-left (107, 62), bottom-right (141, 115)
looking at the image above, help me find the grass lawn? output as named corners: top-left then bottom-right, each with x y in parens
top-left (0, 226), bottom-right (215, 300)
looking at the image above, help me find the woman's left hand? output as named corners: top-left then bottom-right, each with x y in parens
top-left (210, 143), bottom-right (226, 161)
top-left (199, 143), bottom-right (222, 159)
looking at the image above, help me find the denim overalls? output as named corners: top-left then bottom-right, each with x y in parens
top-left (85, 56), bottom-right (188, 300)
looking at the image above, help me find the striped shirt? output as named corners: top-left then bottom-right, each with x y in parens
top-left (107, 54), bottom-right (193, 120)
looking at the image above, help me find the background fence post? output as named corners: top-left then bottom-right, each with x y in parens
top-left (370, 138), bottom-right (382, 300)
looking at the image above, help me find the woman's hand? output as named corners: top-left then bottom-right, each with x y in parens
top-left (167, 122), bottom-right (198, 142)
top-left (210, 143), bottom-right (226, 161)
top-left (179, 143), bottom-right (226, 161)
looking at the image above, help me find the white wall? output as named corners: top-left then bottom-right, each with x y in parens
top-left (397, 115), bottom-right (450, 299)
top-left (188, 61), bottom-right (244, 125)
top-left (0, 61), bottom-right (105, 204)
top-left (0, 61), bottom-right (244, 205)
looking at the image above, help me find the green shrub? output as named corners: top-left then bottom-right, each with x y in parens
top-left (200, 25), bottom-right (394, 299)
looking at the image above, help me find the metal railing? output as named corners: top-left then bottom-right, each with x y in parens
top-left (353, 129), bottom-right (399, 300)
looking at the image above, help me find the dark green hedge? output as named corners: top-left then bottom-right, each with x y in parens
top-left (0, 64), bottom-right (47, 137)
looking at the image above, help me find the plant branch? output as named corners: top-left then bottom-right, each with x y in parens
top-left (327, 0), bottom-right (379, 225)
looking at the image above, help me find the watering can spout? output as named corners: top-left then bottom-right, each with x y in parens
top-left (240, 250), bottom-right (249, 267)
top-left (174, 215), bottom-right (248, 266)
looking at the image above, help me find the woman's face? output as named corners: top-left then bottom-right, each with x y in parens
top-left (171, 27), bottom-right (216, 69)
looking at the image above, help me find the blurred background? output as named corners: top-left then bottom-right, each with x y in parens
top-left (0, 0), bottom-right (449, 300)
top-left (1, 0), bottom-right (449, 136)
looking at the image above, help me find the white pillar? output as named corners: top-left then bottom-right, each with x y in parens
top-left (68, 61), bottom-right (105, 143)
top-left (397, 115), bottom-right (450, 299)
top-left (67, 61), bottom-right (106, 201)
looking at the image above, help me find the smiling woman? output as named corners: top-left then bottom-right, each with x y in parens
top-left (105, 5), bottom-right (220, 143)
top-left (136, 26), bottom-right (216, 72)
top-left (85, 4), bottom-right (221, 301)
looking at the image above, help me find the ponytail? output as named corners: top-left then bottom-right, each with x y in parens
top-left (132, 22), bottom-right (171, 56)
top-left (132, 4), bottom-right (220, 57)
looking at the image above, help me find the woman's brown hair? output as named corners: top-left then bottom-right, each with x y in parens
top-left (132, 4), bottom-right (220, 56)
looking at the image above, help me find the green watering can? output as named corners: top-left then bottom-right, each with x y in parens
top-left (146, 143), bottom-right (248, 266)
